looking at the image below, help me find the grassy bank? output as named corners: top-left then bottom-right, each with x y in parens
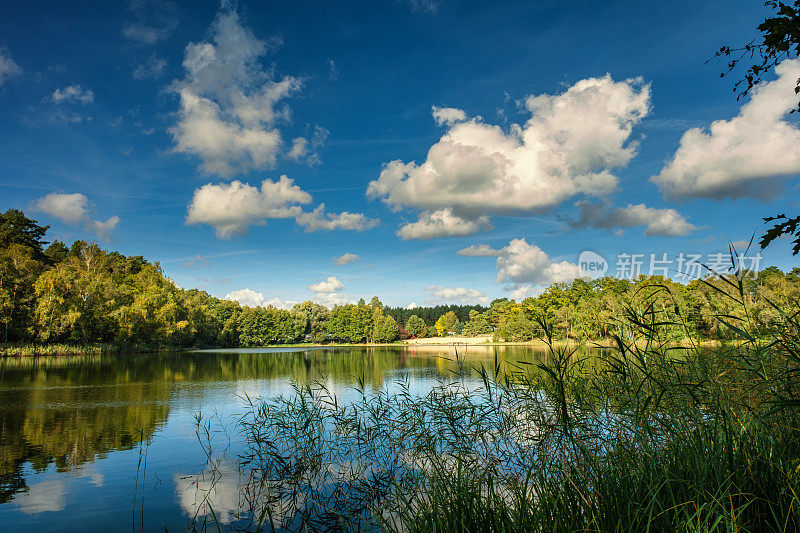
top-left (0, 342), bottom-right (184, 357)
top-left (202, 276), bottom-right (800, 531)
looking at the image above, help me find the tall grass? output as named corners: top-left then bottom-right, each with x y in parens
top-left (204, 257), bottom-right (800, 531)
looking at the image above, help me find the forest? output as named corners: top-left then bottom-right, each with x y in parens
top-left (2, 208), bottom-right (799, 353)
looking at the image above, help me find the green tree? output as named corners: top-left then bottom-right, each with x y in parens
top-left (405, 315), bottom-right (427, 338)
top-left (435, 311), bottom-right (459, 335)
top-left (0, 209), bottom-right (49, 262)
top-left (35, 243), bottom-right (118, 343)
top-left (373, 315), bottom-right (399, 343)
top-left (291, 301), bottom-right (329, 342)
top-left (463, 309), bottom-right (492, 336)
top-left (0, 244), bottom-right (44, 342)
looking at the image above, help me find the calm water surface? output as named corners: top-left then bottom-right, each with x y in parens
top-left (0, 345), bottom-right (555, 531)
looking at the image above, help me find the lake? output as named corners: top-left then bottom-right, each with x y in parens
top-left (0, 345), bottom-right (558, 532)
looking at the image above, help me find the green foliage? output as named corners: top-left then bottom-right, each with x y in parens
top-left (405, 314), bottom-right (427, 338)
top-left (716, 0), bottom-right (800, 109)
top-left (434, 311), bottom-right (459, 335)
top-left (291, 301), bottom-right (330, 342)
top-left (373, 314), bottom-right (399, 343)
top-left (462, 309), bottom-right (492, 336)
top-left (0, 209), bottom-right (49, 262)
top-left (324, 299), bottom-right (400, 343)
top-left (237, 306), bottom-right (294, 347)
top-left (384, 304), bottom-right (487, 328)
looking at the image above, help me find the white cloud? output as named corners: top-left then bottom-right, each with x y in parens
top-left (224, 288), bottom-right (297, 309)
top-left (50, 85), bottom-right (94, 104)
top-left (296, 204), bottom-right (379, 232)
top-left (368, 75), bottom-right (649, 235)
top-left (186, 177), bottom-right (377, 238)
top-left (185, 176), bottom-right (310, 238)
top-left (457, 243), bottom-right (503, 256)
top-left (406, 302), bottom-right (419, 309)
top-left (568, 201), bottom-right (696, 236)
top-left (495, 238), bottom-right (582, 285)
top-left (288, 137), bottom-right (308, 160)
top-left (32, 193), bottom-right (120, 238)
top-left (133, 54), bottom-right (167, 79)
top-left (309, 276), bottom-right (344, 293)
top-left (507, 285), bottom-right (546, 300)
top-left (431, 106), bottom-right (467, 126)
top-left (287, 126), bottom-right (328, 165)
top-left (170, 7), bottom-right (301, 176)
top-left (308, 276), bottom-right (349, 307)
top-left (264, 297), bottom-right (299, 310)
top-left (312, 292), bottom-right (350, 307)
top-left (653, 59), bottom-right (800, 200)
top-left (0, 48), bottom-right (22, 86)
top-left (426, 286), bottom-right (490, 306)
top-left (397, 208), bottom-right (492, 240)
top-left (122, 0), bottom-right (179, 44)
top-left (333, 253), bottom-right (360, 265)
top-left (181, 253), bottom-right (209, 268)
top-left (224, 288), bottom-right (265, 307)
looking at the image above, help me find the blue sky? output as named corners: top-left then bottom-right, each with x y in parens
top-left (1, 0), bottom-right (798, 309)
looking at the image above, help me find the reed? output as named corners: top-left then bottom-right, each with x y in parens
top-left (202, 256), bottom-right (800, 531)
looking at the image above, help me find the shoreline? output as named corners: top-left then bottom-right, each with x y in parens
top-left (1, 336), bottom-right (722, 357)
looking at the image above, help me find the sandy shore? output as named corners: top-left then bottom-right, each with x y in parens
top-left (402, 335), bottom-right (493, 345)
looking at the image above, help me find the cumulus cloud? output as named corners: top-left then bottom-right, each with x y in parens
top-left (426, 286), bottom-right (491, 306)
top-left (186, 176), bottom-right (310, 238)
top-left (507, 285), bottom-right (546, 300)
top-left (567, 201), bottom-right (696, 236)
top-left (457, 243), bottom-right (503, 256)
top-left (50, 85), bottom-right (94, 104)
top-left (431, 106), bottom-right (467, 126)
top-left (333, 253), bottom-right (360, 265)
top-left (170, 7), bottom-right (301, 176)
top-left (495, 238), bottom-right (582, 286)
top-left (368, 75), bottom-right (649, 236)
top-left (133, 54), bottom-right (167, 79)
top-left (406, 302), bottom-right (419, 309)
top-left (653, 59), bottom-right (800, 201)
top-left (308, 276), bottom-right (349, 306)
top-left (122, 0), bottom-right (179, 44)
top-left (186, 176), bottom-right (377, 238)
top-left (224, 288), bottom-right (297, 309)
top-left (397, 208), bottom-right (492, 240)
top-left (32, 193), bottom-right (120, 238)
top-left (296, 204), bottom-right (379, 232)
top-left (224, 288), bottom-right (265, 307)
top-left (0, 48), bottom-right (22, 86)
top-left (313, 292), bottom-right (350, 307)
top-left (309, 276), bottom-right (344, 293)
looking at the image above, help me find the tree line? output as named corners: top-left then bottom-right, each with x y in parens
top-left (2, 208), bottom-right (799, 350)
